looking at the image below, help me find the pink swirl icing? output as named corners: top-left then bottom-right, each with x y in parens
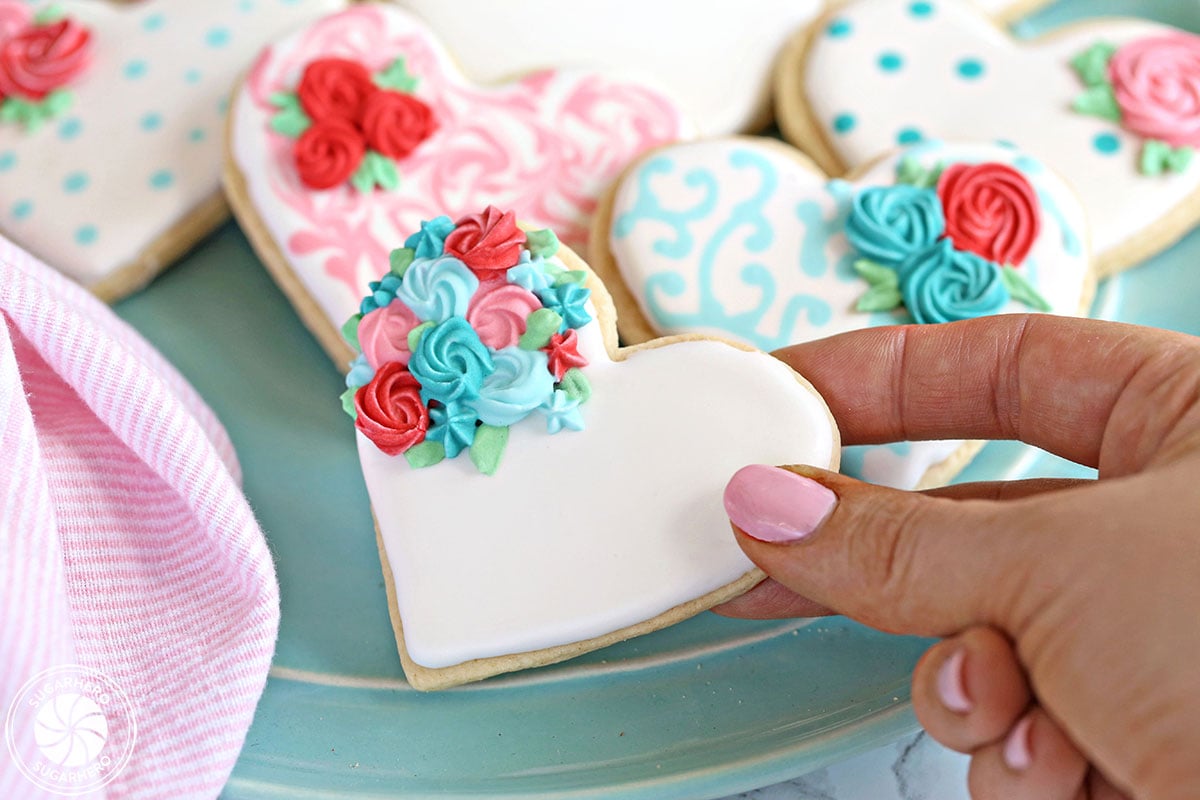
top-left (465, 282), bottom-right (541, 349)
top-left (358, 300), bottom-right (421, 368)
top-left (0, 2), bottom-right (30, 40)
top-left (1110, 32), bottom-right (1200, 148)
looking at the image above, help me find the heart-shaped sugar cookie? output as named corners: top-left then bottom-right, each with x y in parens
top-left (776, 0), bottom-right (1200, 276)
top-left (591, 138), bottom-right (1094, 490)
top-left (224, 4), bottom-right (691, 369)
top-left (341, 207), bottom-right (839, 690)
top-left (0, 0), bottom-right (345, 301)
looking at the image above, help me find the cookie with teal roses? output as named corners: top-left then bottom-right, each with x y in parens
top-left (591, 138), bottom-right (1096, 491)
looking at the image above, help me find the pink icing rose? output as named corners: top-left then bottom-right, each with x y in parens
top-left (465, 283), bottom-right (541, 349)
top-left (1110, 32), bottom-right (1200, 148)
top-left (357, 300), bottom-right (421, 368)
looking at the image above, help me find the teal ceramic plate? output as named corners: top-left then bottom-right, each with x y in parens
top-left (112, 1), bottom-right (1198, 797)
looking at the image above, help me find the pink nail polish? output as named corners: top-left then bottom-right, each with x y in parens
top-left (1003, 714), bottom-right (1034, 772)
top-left (723, 465), bottom-right (838, 544)
top-left (937, 648), bottom-right (973, 714)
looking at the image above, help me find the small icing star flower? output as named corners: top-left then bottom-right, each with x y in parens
top-left (538, 389), bottom-right (584, 435)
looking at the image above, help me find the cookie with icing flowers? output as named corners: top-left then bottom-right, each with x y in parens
top-left (0, 0), bottom-right (345, 301)
top-left (341, 206), bottom-right (840, 690)
top-left (775, 0), bottom-right (1200, 276)
top-left (590, 139), bottom-right (1094, 490)
top-left (224, 4), bottom-right (691, 369)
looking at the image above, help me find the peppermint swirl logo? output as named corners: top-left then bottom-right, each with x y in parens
top-left (5, 665), bottom-right (136, 795)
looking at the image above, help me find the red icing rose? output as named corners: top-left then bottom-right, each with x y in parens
top-left (0, 17), bottom-right (92, 101)
top-left (1109, 33), bottom-right (1200, 148)
top-left (361, 89), bottom-right (437, 159)
top-left (444, 206), bottom-right (527, 279)
top-left (297, 58), bottom-right (376, 124)
top-left (542, 330), bottom-right (588, 381)
top-left (354, 362), bottom-right (429, 456)
top-left (294, 118), bottom-right (366, 189)
top-left (936, 162), bottom-right (1040, 268)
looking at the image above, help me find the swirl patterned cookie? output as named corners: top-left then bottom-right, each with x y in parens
top-left (224, 4), bottom-right (692, 369)
top-left (339, 206), bottom-right (840, 690)
top-left (590, 138), bottom-right (1095, 490)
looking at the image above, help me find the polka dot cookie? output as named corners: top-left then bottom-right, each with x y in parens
top-left (776, 0), bottom-right (1200, 276)
top-left (0, 0), bottom-right (345, 302)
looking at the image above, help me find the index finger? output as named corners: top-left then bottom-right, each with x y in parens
top-left (773, 314), bottom-right (1200, 474)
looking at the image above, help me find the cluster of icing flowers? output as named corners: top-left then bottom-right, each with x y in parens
top-left (0, 3), bottom-right (92, 131)
top-left (270, 56), bottom-right (436, 191)
top-left (341, 206), bottom-right (593, 475)
top-left (1071, 33), bottom-right (1200, 175)
top-left (848, 158), bottom-right (1050, 325)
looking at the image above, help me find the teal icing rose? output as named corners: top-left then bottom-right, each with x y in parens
top-left (396, 256), bottom-right (479, 323)
top-left (846, 184), bottom-right (945, 268)
top-left (471, 347), bottom-right (555, 427)
top-left (898, 239), bottom-right (1010, 325)
top-left (404, 215), bottom-right (456, 259)
top-left (409, 316), bottom-right (494, 404)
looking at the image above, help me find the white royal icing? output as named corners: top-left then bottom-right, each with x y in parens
top-left (800, 0), bottom-right (1200, 267)
top-left (359, 291), bottom-right (837, 669)
top-left (606, 139), bottom-right (1091, 489)
top-left (0, 0), bottom-right (345, 289)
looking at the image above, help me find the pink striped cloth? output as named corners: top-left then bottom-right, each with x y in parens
top-left (0, 235), bottom-right (279, 799)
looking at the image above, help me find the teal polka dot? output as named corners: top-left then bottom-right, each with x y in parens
top-left (910, 1), bottom-right (934, 16)
top-left (833, 113), bottom-right (857, 135)
top-left (141, 112), bottom-right (163, 131)
top-left (75, 225), bottom-right (98, 246)
top-left (957, 58), bottom-right (985, 80)
top-left (897, 127), bottom-right (924, 145)
top-left (1094, 132), bottom-right (1121, 155)
top-left (879, 52), bottom-right (904, 72)
top-left (217, 97), bottom-right (228, 115)
top-left (827, 18), bottom-right (852, 38)
top-left (206, 27), bottom-right (231, 48)
top-left (58, 117), bottom-right (82, 140)
top-left (142, 13), bottom-right (165, 32)
top-left (996, 139), bottom-right (1017, 149)
top-left (124, 60), bottom-right (148, 80)
top-left (149, 170), bottom-right (174, 190)
top-left (12, 200), bottom-right (32, 220)
top-left (184, 68), bottom-right (201, 85)
top-left (189, 128), bottom-right (206, 143)
top-left (63, 172), bottom-right (89, 193)
top-left (238, 0), bottom-right (255, 10)
top-left (0, 151), bottom-right (15, 172)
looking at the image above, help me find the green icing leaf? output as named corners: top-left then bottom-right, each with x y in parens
top-left (518, 309), bottom-right (562, 350)
top-left (268, 91), bottom-right (311, 138)
top-left (372, 150), bottom-right (401, 190)
top-left (1001, 266), bottom-right (1052, 313)
top-left (525, 228), bottom-right (560, 259)
top-left (1070, 42), bottom-right (1118, 88)
top-left (342, 314), bottom-right (363, 350)
top-left (404, 440), bottom-right (446, 469)
top-left (389, 247), bottom-right (415, 277)
top-left (559, 368), bottom-right (592, 404)
top-left (856, 285), bottom-right (904, 313)
top-left (1140, 140), bottom-right (1195, 176)
top-left (33, 5), bottom-right (65, 24)
top-left (854, 259), bottom-right (899, 288)
top-left (0, 91), bottom-right (73, 132)
top-left (375, 57), bottom-right (419, 93)
top-left (894, 157), bottom-right (943, 189)
top-left (350, 153), bottom-right (376, 193)
top-left (269, 91), bottom-right (296, 109)
top-left (408, 321), bottom-right (435, 352)
top-left (540, 258), bottom-right (565, 277)
top-left (43, 90), bottom-right (72, 115)
top-left (340, 387), bottom-right (358, 419)
top-left (1071, 84), bottom-right (1121, 122)
top-left (469, 424), bottom-right (509, 476)
top-left (552, 270), bottom-right (587, 287)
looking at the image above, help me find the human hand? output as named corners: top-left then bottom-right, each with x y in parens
top-left (715, 315), bottom-right (1200, 800)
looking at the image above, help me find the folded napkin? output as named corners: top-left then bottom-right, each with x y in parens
top-left (0, 236), bottom-right (279, 799)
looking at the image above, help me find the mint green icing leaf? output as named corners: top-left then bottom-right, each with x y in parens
top-left (407, 321), bottom-right (435, 352)
top-left (340, 387), bottom-right (358, 419)
top-left (342, 313), bottom-right (363, 350)
top-left (469, 424), bottom-right (509, 476)
top-left (552, 270), bottom-right (588, 287)
top-left (1072, 85), bottom-right (1121, 122)
top-left (853, 259), bottom-right (899, 289)
top-left (405, 440), bottom-right (446, 469)
top-left (1142, 140), bottom-right (1196, 176)
top-left (1070, 42), bottom-right (1118, 88)
top-left (371, 150), bottom-right (401, 190)
top-left (559, 368), bottom-right (592, 404)
top-left (1170, 146), bottom-right (1195, 174)
top-left (33, 5), bottom-right (66, 24)
top-left (1001, 267), bottom-right (1052, 312)
top-left (350, 154), bottom-right (376, 193)
top-left (389, 246), bottom-right (415, 277)
top-left (540, 258), bottom-right (565, 277)
top-left (895, 158), bottom-right (943, 189)
top-left (268, 91), bottom-right (311, 137)
top-left (269, 91), bottom-right (296, 109)
top-left (518, 308), bottom-right (563, 350)
top-left (856, 285), bottom-right (903, 312)
top-left (43, 90), bottom-right (72, 115)
top-left (375, 57), bottom-right (419, 93)
top-left (525, 228), bottom-right (560, 259)
top-left (0, 94), bottom-right (69, 131)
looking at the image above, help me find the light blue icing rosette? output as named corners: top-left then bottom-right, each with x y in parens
top-left (472, 347), bottom-right (556, 427)
top-left (396, 256), bottom-right (479, 323)
top-left (846, 184), bottom-right (945, 268)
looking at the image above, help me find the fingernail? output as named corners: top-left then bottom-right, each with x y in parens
top-left (937, 648), bottom-right (973, 714)
top-left (1003, 714), bottom-right (1034, 772)
top-left (723, 465), bottom-right (838, 544)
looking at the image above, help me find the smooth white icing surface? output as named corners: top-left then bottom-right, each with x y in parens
top-left (359, 295), bottom-right (837, 669)
top-left (0, 0), bottom-right (344, 285)
top-left (607, 139), bottom-right (1090, 489)
top-left (803, 0), bottom-right (1197, 262)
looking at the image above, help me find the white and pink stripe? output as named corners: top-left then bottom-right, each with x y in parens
top-left (0, 235), bottom-right (278, 799)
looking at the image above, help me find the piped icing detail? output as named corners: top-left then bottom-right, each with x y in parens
top-left (342, 206), bottom-right (592, 474)
top-left (0, 3), bottom-right (92, 131)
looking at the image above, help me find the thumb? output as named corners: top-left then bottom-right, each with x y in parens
top-left (722, 464), bottom-right (1040, 637)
